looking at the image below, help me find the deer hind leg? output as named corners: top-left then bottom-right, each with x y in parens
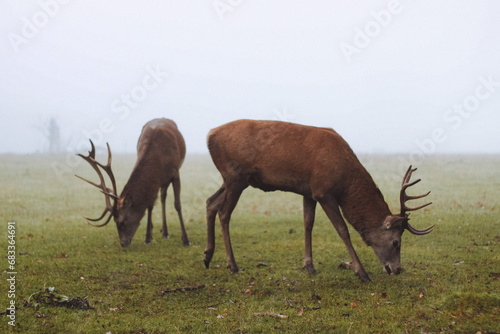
top-left (317, 195), bottom-right (371, 282)
top-left (172, 176), bottom-right (190, 246)
top-left (145, 206), bottom-right (154, 244)
top-left (160, 185), bottom-right (170, 239)
top-left (303, 196), bottom-right (317, 274)
top-left (218, 181), bottom-right (247, 274)
top-left (204, 185), bottom-right (226, 269)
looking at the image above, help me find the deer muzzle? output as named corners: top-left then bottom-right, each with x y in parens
top-left (383, 264), bottom-right (402, 275)
top-left (120, 237), bottom-right (132, 248)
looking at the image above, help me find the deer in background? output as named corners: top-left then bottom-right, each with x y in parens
top-left (203, 119), bottom-right (433, 282)
top-left (76, 118), bottom-right (190, 247)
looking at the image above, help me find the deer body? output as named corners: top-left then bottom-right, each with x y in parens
top-left (77, 118), bottom-right (189, 248)
top-left (204, 120), bottom-right (432, 281)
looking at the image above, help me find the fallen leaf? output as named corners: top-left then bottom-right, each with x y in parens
top-left (381, 292), bottom-right (387, 298)
top-left (248, 278), bottom-right (256, 287)
top-left (297, 308), bottom-right (304, 316)
top-left (489, 272), bottom-right (500, 279)
top-left (244, 289), bottom-right (253, 295)
top-left (37, 259), bottom-right (44, 264)
top-left (253, 312), bottom-right (288, 319)
top-left (350, 302), bottom-right (357, 308)
top-left (58, 253), bottom-right (68, 258)
top-left (338, 261), bottom-right (353, 270)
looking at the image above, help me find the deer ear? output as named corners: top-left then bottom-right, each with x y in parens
top-left (117, 195), bottom-right (131, 210)
top-left (123, 195), bottom-right (133, 208)
top-left (383, 215), bottom-right (407, 229)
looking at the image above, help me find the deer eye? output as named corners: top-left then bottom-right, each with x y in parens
top-left (392, 240), bottom-right (399, 248)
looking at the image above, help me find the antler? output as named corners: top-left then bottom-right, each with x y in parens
top-left (75, 140), bottom-right (118, 227)
top-left (400, 165), bottom-right (434, 235)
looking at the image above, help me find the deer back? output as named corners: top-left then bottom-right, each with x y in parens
top-left (121, 118), bottom-right (185, 209)
top-left (208, 119), bottom-right (363, 197)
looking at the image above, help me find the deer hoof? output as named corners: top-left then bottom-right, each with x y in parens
top-left (144, 240), bottom-right (152, 245)
top-left (183, 240), bottom-right (191, 247)
top-left (303, 265), bottom-right (317, 274)
top-left (228, 265), bottom-right (239, 274)
top-left (203, 251), bottom-right (213, 269)
top-left (162, 234), bottom-right (170, 239)
top-left (356, 271), bottom-right (372, 282)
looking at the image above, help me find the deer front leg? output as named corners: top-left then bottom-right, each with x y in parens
top-left (218, 182), bottom-right (246, 274)
top-left (145, 206), bottom-right (154, 244)
top-left (160, 185), bottom-right (169, 239)
top-left (172, 177), bottom-right (190, 246)
top-left (204, 186), bottom-right (225, 269)
top-left (317, 195), bottom-right (371, 282)
top-left (303, 196), bottom-right (317, 274)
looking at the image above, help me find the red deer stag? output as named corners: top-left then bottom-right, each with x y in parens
top-left (76, 118), bottom-right (190, 247)
top-left (203, 119), bottom-right (433, 282)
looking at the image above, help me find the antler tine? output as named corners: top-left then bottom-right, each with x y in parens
top-left (400, 166), bottom-right (432, 215)
top-left (404, 199), bottom-right (432, 212)
top-left (75, 140), bottom-right (117, 226)
top-left (406, 222), bottom-right (435, 235)
top-left (92, 143), bottom-right (118, 197)
top-left (401, 165), bottom-right (416, 187)
top-left (84, 208), bottom-right (114, 227)
top-left (399, 165), bottom-right (434, 235)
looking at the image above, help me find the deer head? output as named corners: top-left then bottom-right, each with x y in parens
top-left (370, 166), bottom-right (433, 275)
top-left (76, 140), bottom-right (142, 247)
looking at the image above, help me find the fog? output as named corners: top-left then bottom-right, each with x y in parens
top-left (1, 0), bottom-right (499, 157)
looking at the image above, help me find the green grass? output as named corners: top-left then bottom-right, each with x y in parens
top-left (1, 154), bottom-right (499, 333)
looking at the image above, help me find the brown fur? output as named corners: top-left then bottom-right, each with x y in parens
top-left (203, 119), bottom-right (424, 281)
top-left (79, 118), bottom-right (189, 247)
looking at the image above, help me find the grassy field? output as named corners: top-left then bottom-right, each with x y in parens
top-left (1, 153), bottom-right (499, 333)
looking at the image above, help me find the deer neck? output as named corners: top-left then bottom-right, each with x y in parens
top-left (338, 172), bottom-right (391, 245)
top-left (120, 160), bottom-right (160, 209)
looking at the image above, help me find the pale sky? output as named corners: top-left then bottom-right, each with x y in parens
top-left (1, 0), bottom-right (499, 156)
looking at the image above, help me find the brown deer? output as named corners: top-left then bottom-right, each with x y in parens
top-left (203, 119), bottom-right (433, 281)
top-left (76, 118), bottom-right (190, 247)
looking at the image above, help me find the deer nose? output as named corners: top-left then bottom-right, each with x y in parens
top-left (120, 238), bottom-right (131, 248)
top-left (384, 265), bottom-right (402, 275)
